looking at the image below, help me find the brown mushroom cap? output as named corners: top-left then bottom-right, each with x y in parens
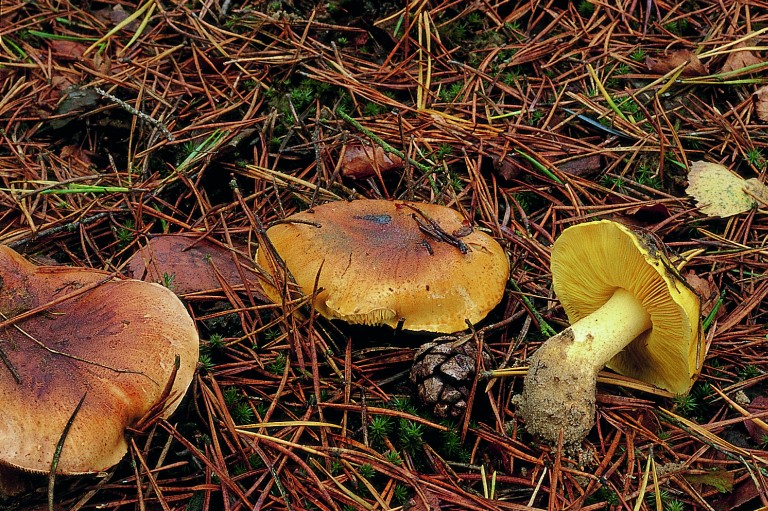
top-left (550, 220), bottom-right (703, 393)
top-left (257, 200), bottom-right (509, 333)
top-left (0, 246), bottom-right (199, 475)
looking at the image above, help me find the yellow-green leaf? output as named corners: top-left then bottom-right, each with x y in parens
top-left (686, 161), bottom-right (768, 217)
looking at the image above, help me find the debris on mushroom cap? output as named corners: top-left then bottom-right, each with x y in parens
top-left (256, 200), bottom-right (509, 333)
top-left (0, 246), bottom-right (199, 475)
top-left (551, 220), bottom-right (703, 393)
top-left (686, 160), bottom-right (768, 217)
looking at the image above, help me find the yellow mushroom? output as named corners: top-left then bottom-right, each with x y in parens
top-left (517, 220), bottom-right (703, 446)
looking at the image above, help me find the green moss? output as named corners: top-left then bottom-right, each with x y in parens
top-left (369, 415), bottom-right (394, 445)
top-left (664, 18), bottom-right (689, 35)
top-left (578, 1), bottom-right (596, 16)
top-left (383, 450), bottom-right (402, 465)
top-left (397, 419), bottom-right (424, 452)
top-left (738, 364), bottom-right (761, 381)
top-left (440, 82), bottom-right (464, 102)
top-left (393, 483), bottom-right (410, 503)
top-left (746, 148), bottom-right (767, 170)
top-left (630, 49), bottom-right (646, 62)
top-left (267, 352), bottom-right (287, 374)
top-left (358, 463), bottom-right (376, 479)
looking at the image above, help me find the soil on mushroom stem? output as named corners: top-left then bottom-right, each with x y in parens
top-left (515, 328), bottom-right (598, 448)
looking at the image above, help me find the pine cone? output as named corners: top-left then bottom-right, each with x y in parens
top-left (409, 337), bottom-right (493, 418)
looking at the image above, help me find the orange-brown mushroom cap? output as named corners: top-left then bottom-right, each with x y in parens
top-left (257, 200), bottom-right (509, 333)
top-left (0, 246), bottom-right (199, 475)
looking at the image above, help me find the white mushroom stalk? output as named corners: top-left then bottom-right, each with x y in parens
top-left (517, 288), bottom-right (651, 445)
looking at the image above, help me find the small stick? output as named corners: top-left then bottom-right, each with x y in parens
top-left (0, 344), bottom-right (21, 384)
top-left (7, 212), bottom-right (111, 249)
top-left (406, 204), bottom-right (469, 254)
top-left (94, 87), bottom-right (175, 141)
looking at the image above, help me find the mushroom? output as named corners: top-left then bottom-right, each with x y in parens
top-left (256, 199), bottom-right (509, 333)
top-left (0, 246), bottom-right (199, 481)
top-left (517, 220), bottom-right (703, 446)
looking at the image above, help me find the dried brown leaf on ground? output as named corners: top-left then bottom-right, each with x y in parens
top-left (684, 270), bottom-right (722, 320)
top-left (744, 395), bottom-right (768, 444)
top-left (720, 42), bottom-right (764, 73)
top-left (645, 49), bottom-right (708, 76)
top-left (92, 4), bottom-right (139, 30)
top-left (124, 234), bottom-right (267, 299)
top-left (47, 40), bottom-right (89, 61)
top-left (755, 85), bottom-right (768, 122)
top-left (558, 154), bottom-right (603, 177)
top-left (341, 143), bottom-right (404, 179)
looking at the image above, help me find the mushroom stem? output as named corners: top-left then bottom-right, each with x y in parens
top-left (562, 288), bottom-right (652, 371)
top-left (518, 288), bottom-right (651, 446)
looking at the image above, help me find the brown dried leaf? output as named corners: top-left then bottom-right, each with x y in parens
top-left (125, 234), bottom-right (268, 300)
top-left (93, 4), bottom-right (139, 31)
top-left (492, 155), bottom-right (520, 180)
top-left (92, 51), bottom-right (112, 75)
top-left (59, 145), bottom-right (95, 170)
top-left (645, 49), bottom-right (707, 76)
top-left (558, 154), bottom-right (603, 177)
top-left (744, 395), bottom-right (768, 443)
top-left (622, 203), bottom-right (671, 227)
top-left (710, 475), bottom-right (763, 511)
top-left (406, 489), bottom-right (442, 511)
top-left (684, 270), bottom-right (721, 320)
top-left (755, 85), bottom-right (768, 122)
top-left (48, 39), bottom-right (88, 61)
top-left (721, 42), bottom-right (763, 74)
top-left (341, 144), bottom-right (404, 179)
top-left (683, 468), bottom-right (734, 493)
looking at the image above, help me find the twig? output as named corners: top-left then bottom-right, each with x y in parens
top-left (406, 203), bottom-right (469, 253)
top-left (94, 87), bottom-right (175, 141)
top-left (49, 393), bottom-right (87, 511)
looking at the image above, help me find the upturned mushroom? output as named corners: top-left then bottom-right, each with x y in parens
top-left (256, 199), bottom-right (509, 333)
top-left (0, 246), bottom-right (198, 482)
top-left (517, 220), bottom-right (703, 446)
